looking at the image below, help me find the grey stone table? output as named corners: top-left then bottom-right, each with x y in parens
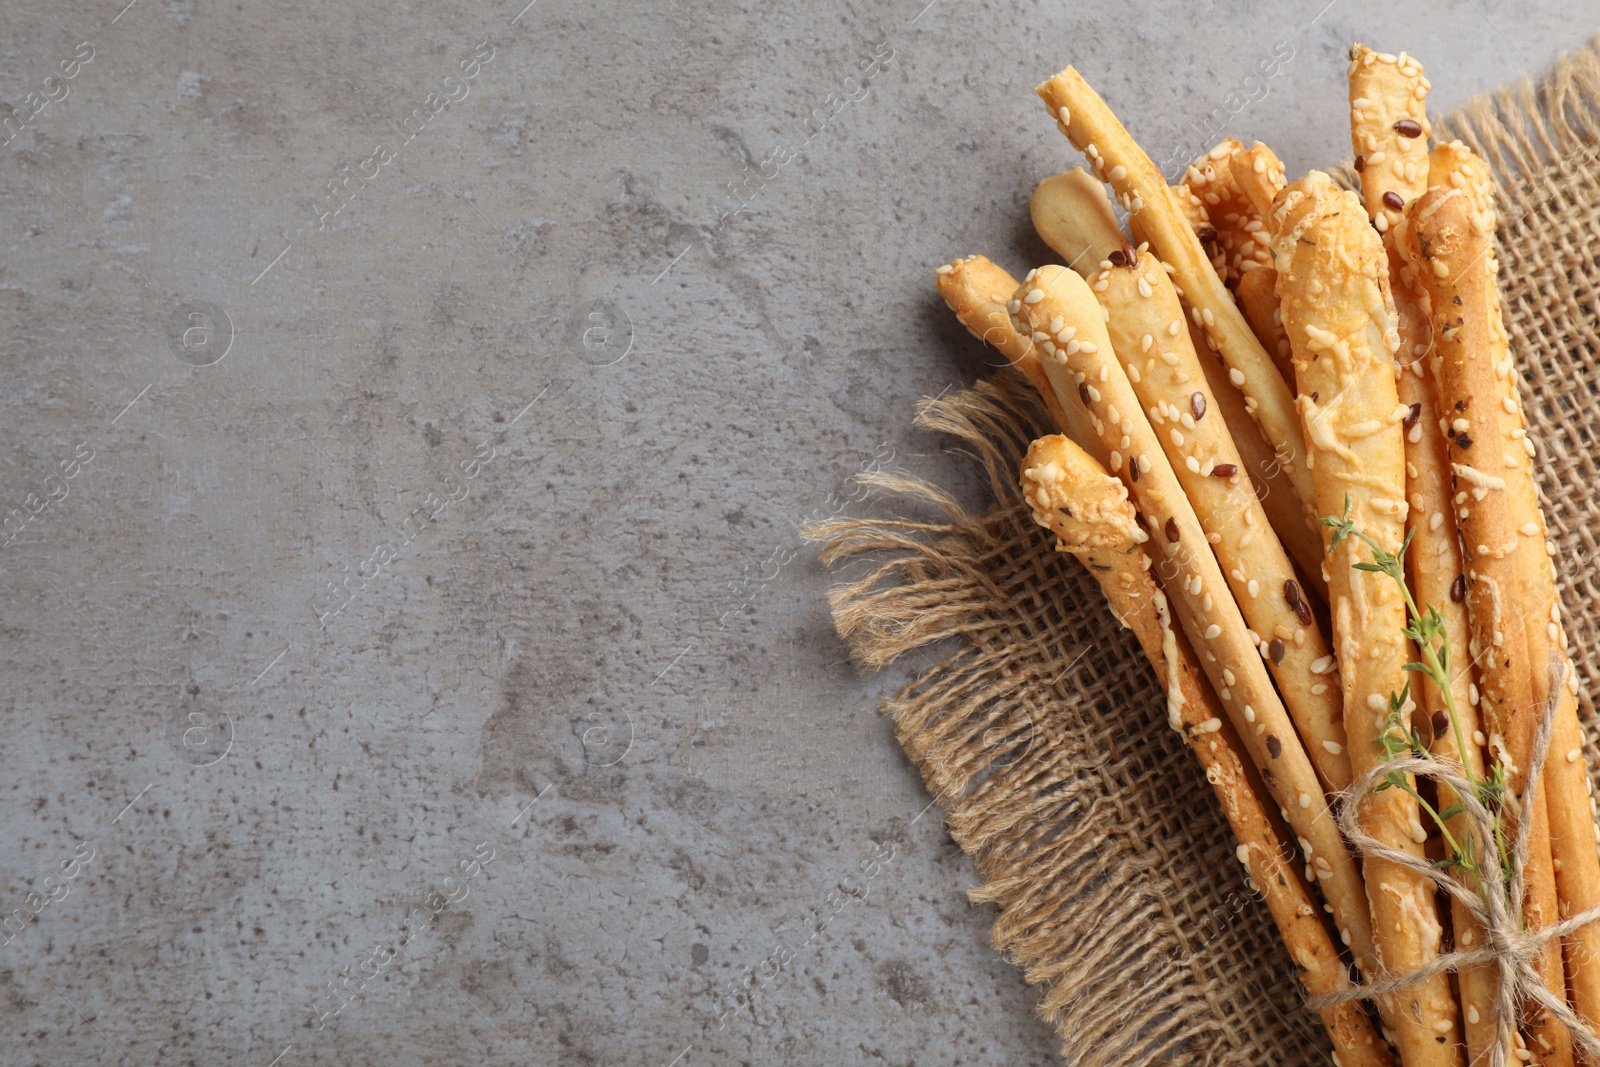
top-left (0, 1), bottom-right (1586, 1063)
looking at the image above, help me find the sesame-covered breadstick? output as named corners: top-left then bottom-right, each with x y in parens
top-left (1272, 170), bottom-right (1464, 1067)
top-left (1402, 182), bottom-right (1574, 1067)
top-left (1010, 262), bottom-right (1379, 989)
top-left (1032, 167), bottom-right (1324, 591)
top-left (1181, 139), bottom-right (1274, 287)
top-left (1427, 138), bottom-right (1600, 1045)
top-left (1349, 50), bottom-right (1500, 1066)
top-left (1034, 68), bottom-right (1318, 521)
top-left (1191, 140), bottom-right (1295, 386)
top-left (1021, 434), bottom-right (1393, 1067)
top-left (1191, 321), bottom-right (1328, 603)
top-left (934, 254), bottom-right (1088, 448)
top-left (1087, 247), bottom-right (1350, 791)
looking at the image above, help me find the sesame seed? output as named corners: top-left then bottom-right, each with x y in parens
top-left (1140, 333), bottom-right (1153, 352)
top-left (1185, 456), bottom-right (1200, 473)
top-left (1467, 1006), bottom-right (1480, 1025)
top-left (1323, 740), bottom-right (1343, 755)
top-left (1229, 368), bottom-right (1244, 386)
top-left (1057, 106), bottom-right (1070, 125)
top-left (1023, 289), bottom-right (1044, 304)
top-left (1200, 308), bottom-right (1215, 327)
top-left (1568, 749), bottom-right (1582, 764)
top-left (1137, 277), bottom-right (1153, 298)
top-left (1109, 164), bottom-right (1127, 181)
top-left (935, 263), bottom-right (954, 275)
top-left (1191, 393), bottom-right (1206, 420)
top-left (1248, 579), bottom-right (1260, 599)
top-left (1167, 319), bottom-right (1182, 336)
top-left (1298, 793), bottom-right (1311, 808)
top-left (1079, 341), bottom-right (1097, 354)
top-left (1244, 705), bottom-right (1255, 722)
top-left (1203, 624), bottom-right (1221, 640)
top-left (1170, 428), bottom-right (1185, 447)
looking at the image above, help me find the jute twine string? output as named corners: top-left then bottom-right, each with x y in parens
top-left (1306, 658), bottom-right (1600, 1066)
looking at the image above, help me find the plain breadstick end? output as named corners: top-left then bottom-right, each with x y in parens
top-left (1031, 170), bottom-right (1128, 277)
top-left (1022, 434), bottom-right (1147, 551)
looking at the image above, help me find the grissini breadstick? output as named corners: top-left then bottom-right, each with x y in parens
top-left (1030, 170), bottom-right (1124, 275)
top-left (1205, 141), bottom-right (1295, 386)
top-left (1010, 262), bottom-right (1380, 990)
top-left (935, 254), bottom-right (1085, 445)
top-left (1192, 320), bottom-right (1328, 601)
top-left (1088, 248), bottom-right (1351, 791)
top-left (1034, 68), bottom-right (1318, 521)
top-left (1181, 139), bottom-right (1273, 286)
top-left (1230, 141), bottom-right (1289, 226)
top-left (1349, 51), bottom-right (1500, 1066)
top-left (1033, 165), bottom-right (1323, 588)
top-left (1348, 45), bottom-right (1432, 238)
top-left (1271, 170), bottom-right (1463, 1067)
top-left (1429, 139), bottom-right (1600, 1044)
top-left (1402, 182), bottom-right (1575, 1067)
top-left (1234, 266), bottom-right (1297, 389)
top-left (1020, 434), bottom-right (1393, 1067)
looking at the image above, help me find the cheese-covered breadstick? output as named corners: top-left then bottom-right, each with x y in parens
top-left (1403, 182), bottom-right (1574, 1067)
top-left (1021, 435), bottom-right (1392, 1067)
top-left (1088, 249), bottom-right (1350, 791)
top-left (935, 254), bottom-right (1086, 446)
top-left (1272, 170), bottom-right (1463, 1067)
top-left (1349, 50), bottom-right (1500, 1066)
top-left (1030, 170), bottom-right (1124, 275)
top-left (1010, 262), bottom-right (1379, 991)
top-left (1035, 68), bottom-right (1318, 520)
top-left (1426, 139), bottom-right (1600, 1046)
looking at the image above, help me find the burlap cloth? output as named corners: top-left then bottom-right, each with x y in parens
top-left (806, 37), bottom-right (1600, 1066)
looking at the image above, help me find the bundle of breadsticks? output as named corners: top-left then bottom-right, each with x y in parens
top-left (935, 47), bottom-right (1600, 1067)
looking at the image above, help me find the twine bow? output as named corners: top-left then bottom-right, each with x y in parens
top-left (1305, 658), bottom-right (1600, 1066)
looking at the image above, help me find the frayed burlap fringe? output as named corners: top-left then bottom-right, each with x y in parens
top-left (806, 33), bottom-right (1600, 1067)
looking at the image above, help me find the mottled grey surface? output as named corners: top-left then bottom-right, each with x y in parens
top-left (0, 1), bottom-right (1587, 1064)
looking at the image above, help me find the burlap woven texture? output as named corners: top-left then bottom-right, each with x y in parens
top-left (807, 37), bottom-right (1600, 1067)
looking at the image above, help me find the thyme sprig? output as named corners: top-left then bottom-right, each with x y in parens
top-left (1322, 496), bottom-right (1512, 904)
